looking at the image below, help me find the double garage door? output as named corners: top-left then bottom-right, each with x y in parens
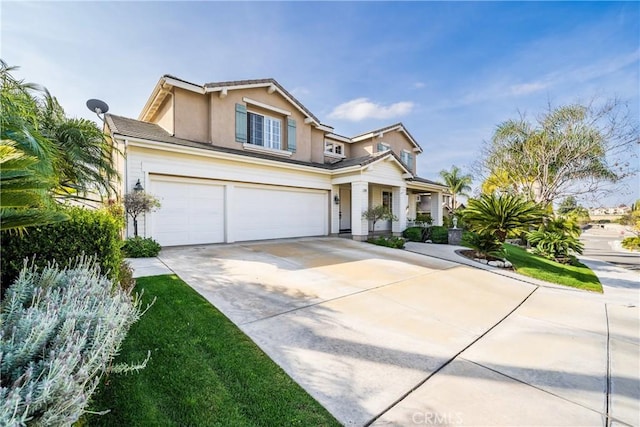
top-left (149, 175), bottom-right (328, 246)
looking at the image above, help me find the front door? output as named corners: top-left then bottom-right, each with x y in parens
top-left (382, 190), bottom-right (393, 230)
top-left (339, 188), bottom-right (351, 231)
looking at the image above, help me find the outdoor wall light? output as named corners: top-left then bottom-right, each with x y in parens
top-left (334, 195), bottom-right (340, 205)
top-left (133, 179), bottom-right (144, 192)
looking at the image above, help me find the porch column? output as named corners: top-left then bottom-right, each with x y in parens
top-left (430, 191), bottom-right (443, 226)
top-left (408, 193), bottom-right (417, 222)
top-left (330, 185), bottom-right (340, 235)
top-left (392, 186), bottom-right (407, 235)
top-left (351, 181), bottom-right (369, 241)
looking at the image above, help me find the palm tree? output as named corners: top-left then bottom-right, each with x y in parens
top-left (0, 142), bottom-right (68, 232)
top-left (39, 90), bottom-right (119, 200)
top-left (0, 61), bottom-right (67, 232)
top-left (439, 166), bottom-right (472, 213)
top-left (461, 193), bottom-right (546, 242)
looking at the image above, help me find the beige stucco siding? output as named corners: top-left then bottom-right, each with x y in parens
top-left (350, 140), bottom-right (374, 158)
top-left (310, 128), bottom-right (326, 163)
top-left (209, 87), bottom-right (315, 162)
top-left (351, 131), bottom-right (417, 173)
top-left (153, 96), bottom-right (174, 135)
top-left (173, 88), bottom-right (208, 142)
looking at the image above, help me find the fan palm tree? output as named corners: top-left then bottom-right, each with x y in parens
top-left (461, 193), bottom-right (546, 242)
top-left (439, 166), bottom-right (472, 213)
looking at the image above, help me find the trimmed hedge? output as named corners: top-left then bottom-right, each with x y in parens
top-left (402, 227), bottom-right (424, 242)
top-left (1, 206), bottom-right (122, 287)
top-left (430, 226), bottom-right (449, 244)
top-left (122, 237), bottom-right (162, 258)
top-left (367, 236), bottom-right (406, 249)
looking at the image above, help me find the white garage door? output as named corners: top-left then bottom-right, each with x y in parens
top-left (232, 185), bottom-right (327, 242)
top-left (149, 176), bottom-right (225, 246)
top-left (147, 176), bottom-right (328, 246)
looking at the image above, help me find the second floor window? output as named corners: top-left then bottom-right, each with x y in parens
top-left (401, 150), bottom-right (413, 168)
top-left (325, 141), bottom-right (344, 156)
top-left (377, 142), bottom-right (390, 152)
top-left (248, 112), bottom-right (281, 149)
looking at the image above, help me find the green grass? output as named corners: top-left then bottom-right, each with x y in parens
top-left (503, 244), bottom-right (602, 292)
top-left (85, 275), bottom-right (339, 427)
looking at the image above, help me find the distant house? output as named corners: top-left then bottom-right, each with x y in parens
top-left (106, 76), bottom-right (447, 246)
top-left (588, 205), bottom-right (631, 217)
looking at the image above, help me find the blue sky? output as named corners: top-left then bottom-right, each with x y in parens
top-left (3, 1), bottom-right (639, 206)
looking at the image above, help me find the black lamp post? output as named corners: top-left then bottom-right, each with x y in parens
top-left (132, 179), bottom-right (143, 236)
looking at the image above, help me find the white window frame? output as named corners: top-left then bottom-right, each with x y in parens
top-left (247, 111), bottom-right (282, 150)
top-left (378, 142), bottom-right (390, 152)
top-left (324, 140), bottom-right (345, 158)
top-left (401, 149), bottom-right (411, 166)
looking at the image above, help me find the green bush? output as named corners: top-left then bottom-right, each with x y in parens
top-left (402, 227), bottom-right (424, 242)
top-left (415, 213), bottom-right (433, 225)
top-left (621, 236), bottom-right (640, 250)
top-left (527, 229), bottom-right (584, 263)
top-left (122, 236), bottom-right (162, 258)
top-left (118, 260), bottom-right (136, 293)
top-left (0, 259), bottom-right (145, 426)
top-left (367, 236), bottom-right (406, 249)
top-left (462, 232), bottom-right (504, 259)
top-left (430, 226), bottom-right (449, 244)
top-left (0, 206), bottom-right (122, 287)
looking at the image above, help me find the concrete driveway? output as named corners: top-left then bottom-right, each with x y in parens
top-left (157, 237), bottom-right (639, 426)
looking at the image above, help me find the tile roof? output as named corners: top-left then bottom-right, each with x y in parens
top-left (407, 176), bottom-right (446, 187)
top-left (106, 115), bottom-right (446, 191)
top-left (105, 114), bottom-right (389, 171)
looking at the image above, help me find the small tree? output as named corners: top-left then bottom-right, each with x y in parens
top-left (123, 191), bottom-right (160, 237)
top-left (461, 193), bottom-right (546, 242)
top-left (362, 205), bottom-right (397, 233)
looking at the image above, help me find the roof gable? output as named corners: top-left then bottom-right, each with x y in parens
top-left (350, 122), bottom-right (423, 153)
top-left (139, 75), bottom-right (332, 131)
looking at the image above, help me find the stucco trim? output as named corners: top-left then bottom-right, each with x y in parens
top-left (242, 143), bottom-right (293, 157)
top-left (242, 97), bottom-right (292, 116)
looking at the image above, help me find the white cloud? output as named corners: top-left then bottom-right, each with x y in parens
top-left (328, 98), bottom-right (414, 121)
top-left (413, 82), bottom-right (426, 89)
top-left (509, 81), bottom-right (550, 96)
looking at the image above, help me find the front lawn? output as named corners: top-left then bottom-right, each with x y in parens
top-left (85, 275), bottom-right (339, 426)
top-left (503, 244), bottom-right (602, 292)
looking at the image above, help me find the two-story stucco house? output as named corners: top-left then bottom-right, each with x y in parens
top-left (106, 75), bottom-right (447, 246)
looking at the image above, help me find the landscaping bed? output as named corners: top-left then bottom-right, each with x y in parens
top-left (503, 244), bottom-right (602, 292)
top-left (457, 245), bottom-right (602, 292)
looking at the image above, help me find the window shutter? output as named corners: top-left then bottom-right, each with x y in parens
top-left (287, 118), bottom-right (297, 152)
top-left (235, 103), bottom-right (247, 143)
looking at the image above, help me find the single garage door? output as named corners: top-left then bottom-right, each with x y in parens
top-left (232, 185), bottom-right (327, 242)
top-left (149, 175), bottom-right (225, 246)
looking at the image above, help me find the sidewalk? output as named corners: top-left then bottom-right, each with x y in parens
top-left (126, 257), bottom-right (173, 278)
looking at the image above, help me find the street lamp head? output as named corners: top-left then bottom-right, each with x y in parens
top-left (133, 179), bottom-right (144, 192)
